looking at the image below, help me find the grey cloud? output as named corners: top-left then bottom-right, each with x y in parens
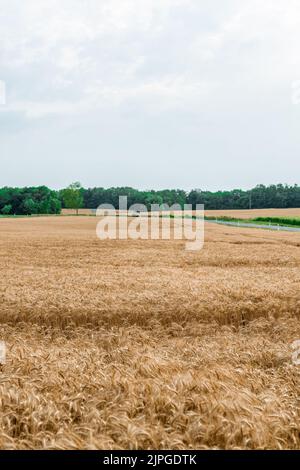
top-left (0, 0), bottom-right (300, 190)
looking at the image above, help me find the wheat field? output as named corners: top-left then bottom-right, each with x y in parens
top-left (0, 216), bottom-right (300, 449)
top-left (61, 208), bottom-right (95, 216)
top-left (62, 207), bottom-right (300, 220)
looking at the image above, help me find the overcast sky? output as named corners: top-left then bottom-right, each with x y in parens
top-left (0, 0), bottom-right (300, 190)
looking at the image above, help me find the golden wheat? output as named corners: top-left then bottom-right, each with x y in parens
top-left (0, 216), bottom-right (300, 449)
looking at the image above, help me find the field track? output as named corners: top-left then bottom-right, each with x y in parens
top-left (207, 219), bottom-right (300, 232)
top-left (0, 216), bottom-right (300, 449)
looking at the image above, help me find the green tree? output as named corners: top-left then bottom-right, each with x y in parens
top-left (1, 204), bottom-right (12, 215)
top-left (50, 197), bottom-right (62, 214)
top-left (61, 182), bottom-right (84, 215)
top-left (23, 198), bottom-right (38, 215)
top-left (144, 193), bottom-right (163, 209)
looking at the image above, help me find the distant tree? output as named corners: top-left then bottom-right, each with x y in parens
top-left (2, 183), bottom-right (300, 214)
top-left (1, 204), bottom-right (12, 215)
top-left (144, 193), bottom-right (163, 209)
top-left (61, 182), bottom-right (84, 215)
top-left (49, 197), bottom-right (62, 214)
top-left (23, 198), bottom-right (38, 215)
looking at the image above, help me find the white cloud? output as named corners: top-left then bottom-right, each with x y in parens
top-left (1, 0), bottom-right (300, 189)
top-left (1, 0), bottom-right (299, 113)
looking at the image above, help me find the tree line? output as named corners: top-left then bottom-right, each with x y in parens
top-left (81, 184), bottom-right (300, 211)
top-left (1, 183), bottom-right (300, 215)
top-left (0, 186), bottom-right (61, 215)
